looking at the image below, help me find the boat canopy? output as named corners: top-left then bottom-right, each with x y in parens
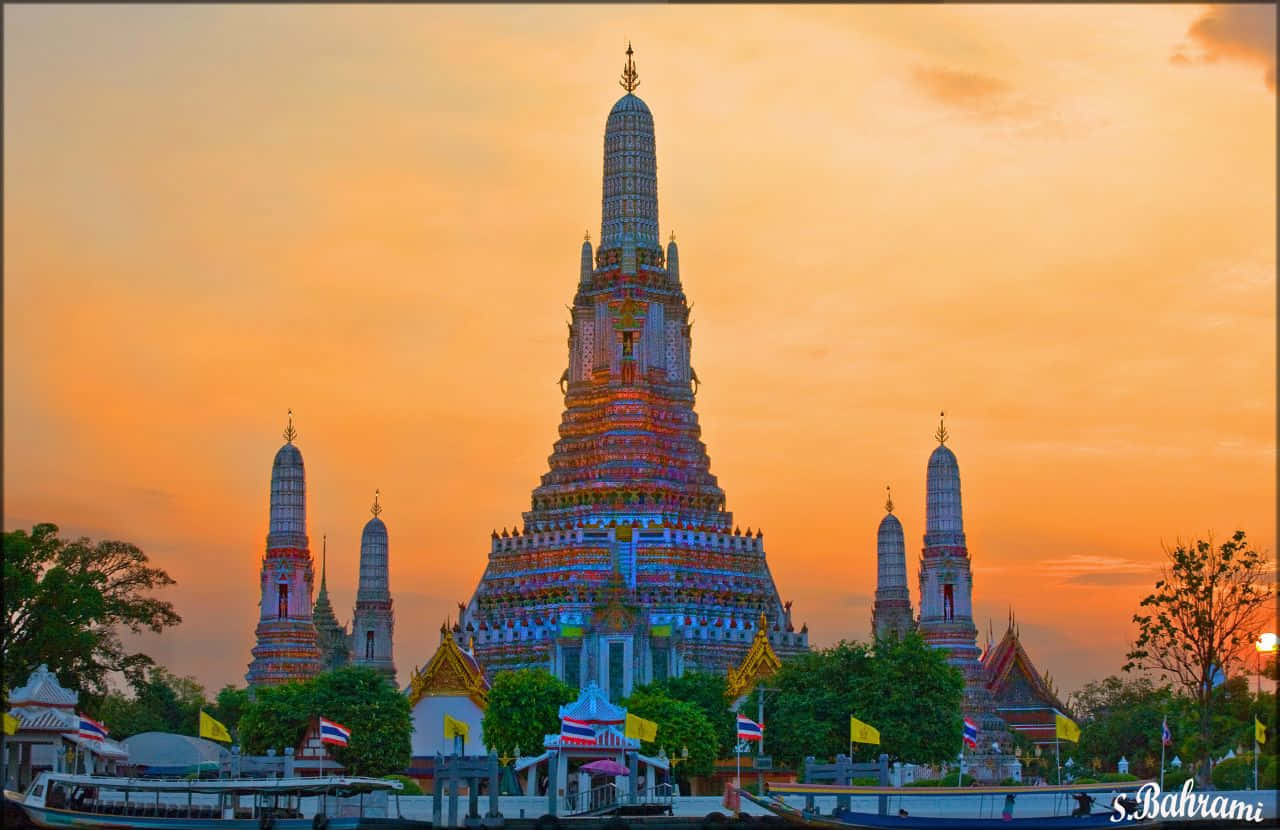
top-left (33, 773), bottom-right (404, 795)
top-left (766, 781), bottom-right (1154, 797)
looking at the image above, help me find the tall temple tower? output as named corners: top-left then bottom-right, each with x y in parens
top-left (313, 536), bottom-right (351, 672)
top-left (350, 490), bottom-right (396, 683)
top-left (247, 412), bottom-right (324, 687)
top-left (872, 487), bottom-right (913, 640)
top-left (457, 45), bottom-right (808, 701)
top-left (915, 414), bottom-right (1013, 780)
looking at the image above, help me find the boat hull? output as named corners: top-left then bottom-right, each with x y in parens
top-left (12, 801), bottom-right (408, 830)
top-left (738, 789), bottom-right (1139, 830)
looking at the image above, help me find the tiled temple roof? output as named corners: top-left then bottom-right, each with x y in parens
top-left (8, 664), bottom-right (77, 708)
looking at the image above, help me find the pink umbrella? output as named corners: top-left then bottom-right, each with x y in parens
top-left (580, 759), bottom-right (630, 776)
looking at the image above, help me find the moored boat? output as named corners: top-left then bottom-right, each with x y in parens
top-left (4, 772), bottom-right (430, 830)
top-left (739, 781), bottom-right (1160, 829)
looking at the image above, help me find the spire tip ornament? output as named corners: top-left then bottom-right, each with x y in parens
top-left (885, 484), bottom-right (894, 514)
top-left (371, 489), bottom-right (382, 518)
top-left (935, 410), bottom-right (949, 445)
top-left (619, 41), bottom-right (640, 93)
top-left (283, 409), bottom-right (297, 443)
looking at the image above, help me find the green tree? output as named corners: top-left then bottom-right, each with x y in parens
top-left (862, 632), bottom-right (965, 765)
top-left (88, 666), bottom-right (209, 739)
top-left (238, 680), bottom-right (311, 755)
top-left (622, 687), bottom-right (719, 784)
top-left (3, 523), bottom-right (181, 704)
top-left (744, 634), bottom-right (963, 771)
top-left (1069, 674), bottom-right (1179, 778)
top-left (312, 667), bottom-right (411, 776)
top-left (238, 667), bottom-right (410, 777)
top-left (480, 669), bottom-right (577, 758)
top-left (1123, 531), bottom-right (1275, 782)
top-left (210, 685), bottom-right (250, 741)
top-left (633, 671), bottom-right (735, 756)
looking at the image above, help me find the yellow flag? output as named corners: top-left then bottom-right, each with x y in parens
top-left (1256, 717), bottom-right (1267, 745)
top-left (625, 713), bottom-right (658, 742)
top-left (444, 714), bottom-right (470, 741)
top-left (1055, 713), bottom-right (1080, 743)
top-left (3, 712), bottom-right (19, 736)
top-left (199, 710), bottom-right (232, 743)
top-left (849, 715), bottom-right (881, 745)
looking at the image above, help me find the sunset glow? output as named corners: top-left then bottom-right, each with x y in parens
top-left (4, 4), bottom-right (1274, 698)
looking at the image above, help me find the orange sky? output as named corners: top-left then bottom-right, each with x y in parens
top-left (4, 4), bottom-right (1275, 700)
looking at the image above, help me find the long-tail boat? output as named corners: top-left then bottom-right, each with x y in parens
top-left (4, 772), bottom-right (429, 830)
top-left (737, 781), bottom-right (1161, 829)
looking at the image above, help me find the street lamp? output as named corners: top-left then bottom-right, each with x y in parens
top-left (1253, 633), bottom-right (1276, 789)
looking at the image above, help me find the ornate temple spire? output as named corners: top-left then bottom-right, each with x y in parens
top-left (248, 412), bottom-right (322, 686)
top-left (619, 41), bottom-right (640, 92)
top-left (352, 490), bottom-right (395, 682)
top-left (925, 412), bottom-right (965, 548)
top-left (935, 410), bottom-right (949, 445)
top-left (319, 535), bottom-right (329, 596)
top-left (599, 42), bottom-right (660, 256)
top-left (267, 411), bottom-right (307, 551)
top-left (872, 484), bottom-right (912, 640)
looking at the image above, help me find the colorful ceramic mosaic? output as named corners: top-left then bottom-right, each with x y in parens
top-left (246, 412), bottom-right (324, 687)
top-left (456, 49), bottom-right (808, 699)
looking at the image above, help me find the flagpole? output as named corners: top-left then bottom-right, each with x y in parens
top-left (1160, 714), bottom-right (1166, 791)
top-left (957, 738), bottom-right (964, 789)
top-left (1055, 736), bottom-right (1061, 786)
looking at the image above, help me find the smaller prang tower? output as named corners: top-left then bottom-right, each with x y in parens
top-left (313, 536), bottom-right (351, 672)
top-left (871, 486), bottom-right (914, 640)
top-left (915, 413), bottom-right (1012, 781)
top-left (350, 490), bottom-right (396, 683)
top-left (247, 411), bottom-right (323, 687)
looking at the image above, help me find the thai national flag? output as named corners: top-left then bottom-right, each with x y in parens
top-left (319, 717), bottom-right (351, 747)
top-left (560, 716), bottom-right (596, 745)
top-left (962, 717), bottom-right (978, 749)
top-left (1161, 717), bottom-right (1172, 747)
top-left (736, 714), bottom-right (764, 742)
top-left (78, 714), bottom-right (108, 741)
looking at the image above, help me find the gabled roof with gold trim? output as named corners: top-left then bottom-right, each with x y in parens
top-left (725, 614), bottom-right (782, 700)
top-left (407, 623), bottom-right (490, 709)
top-left (982, 621), bottom-right (1065, 712)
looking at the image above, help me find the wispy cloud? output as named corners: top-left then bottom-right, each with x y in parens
top-left (1172, 4), bottom-right (1276, 91)
top-left (909, 65), bottom-right (1037, 122)
top-left (1040, 554), bottom-right (1154, 587)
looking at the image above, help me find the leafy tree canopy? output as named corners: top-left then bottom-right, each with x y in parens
top-left (3, 523), bottom-right (181, 705)
top-left (743, 633), bottom-right (963, 770)
top-left (238, 666), bottom-right (410, 777)
top-left (622, 688), bottom-right (719, 780)
top-left (1123, 530), bottom-right (1274, 781)
top-left (480, 669), bottom-right (577, 758)
top-left (632, 671), bottom-right (736, 756)
top-left (93, 666), bottom-right (207, 740)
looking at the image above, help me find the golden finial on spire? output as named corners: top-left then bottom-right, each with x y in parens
top-left (669, 231), bottom-right (676, 244)
top-left (584, 230), bottom-right (590, 242)
top-left (885, 485), bottom-right (894, 514)
top-left (935, 410), bottom-right (949, 445)
top-left (283, 409), bottom-right (297, 443)
top-left (619, 41), bottom-right (640, 93)
top-left (371, 489), bottom-right (382, 517)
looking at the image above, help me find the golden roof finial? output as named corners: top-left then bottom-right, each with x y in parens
top-left (584, 230), bottom-right (590, 242)
top-left (371, 488), bottom-right (382, 518)
top-left (669, 230), bottom-right (676, 244)
top-left (885, 484), bottom-right (894, 514)
top-left (283, 409), bottom-right (297, 443)
top-left (935, 410), bottom-right (949, 445)
top-left (619, 41), bottom-right (640, 93)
